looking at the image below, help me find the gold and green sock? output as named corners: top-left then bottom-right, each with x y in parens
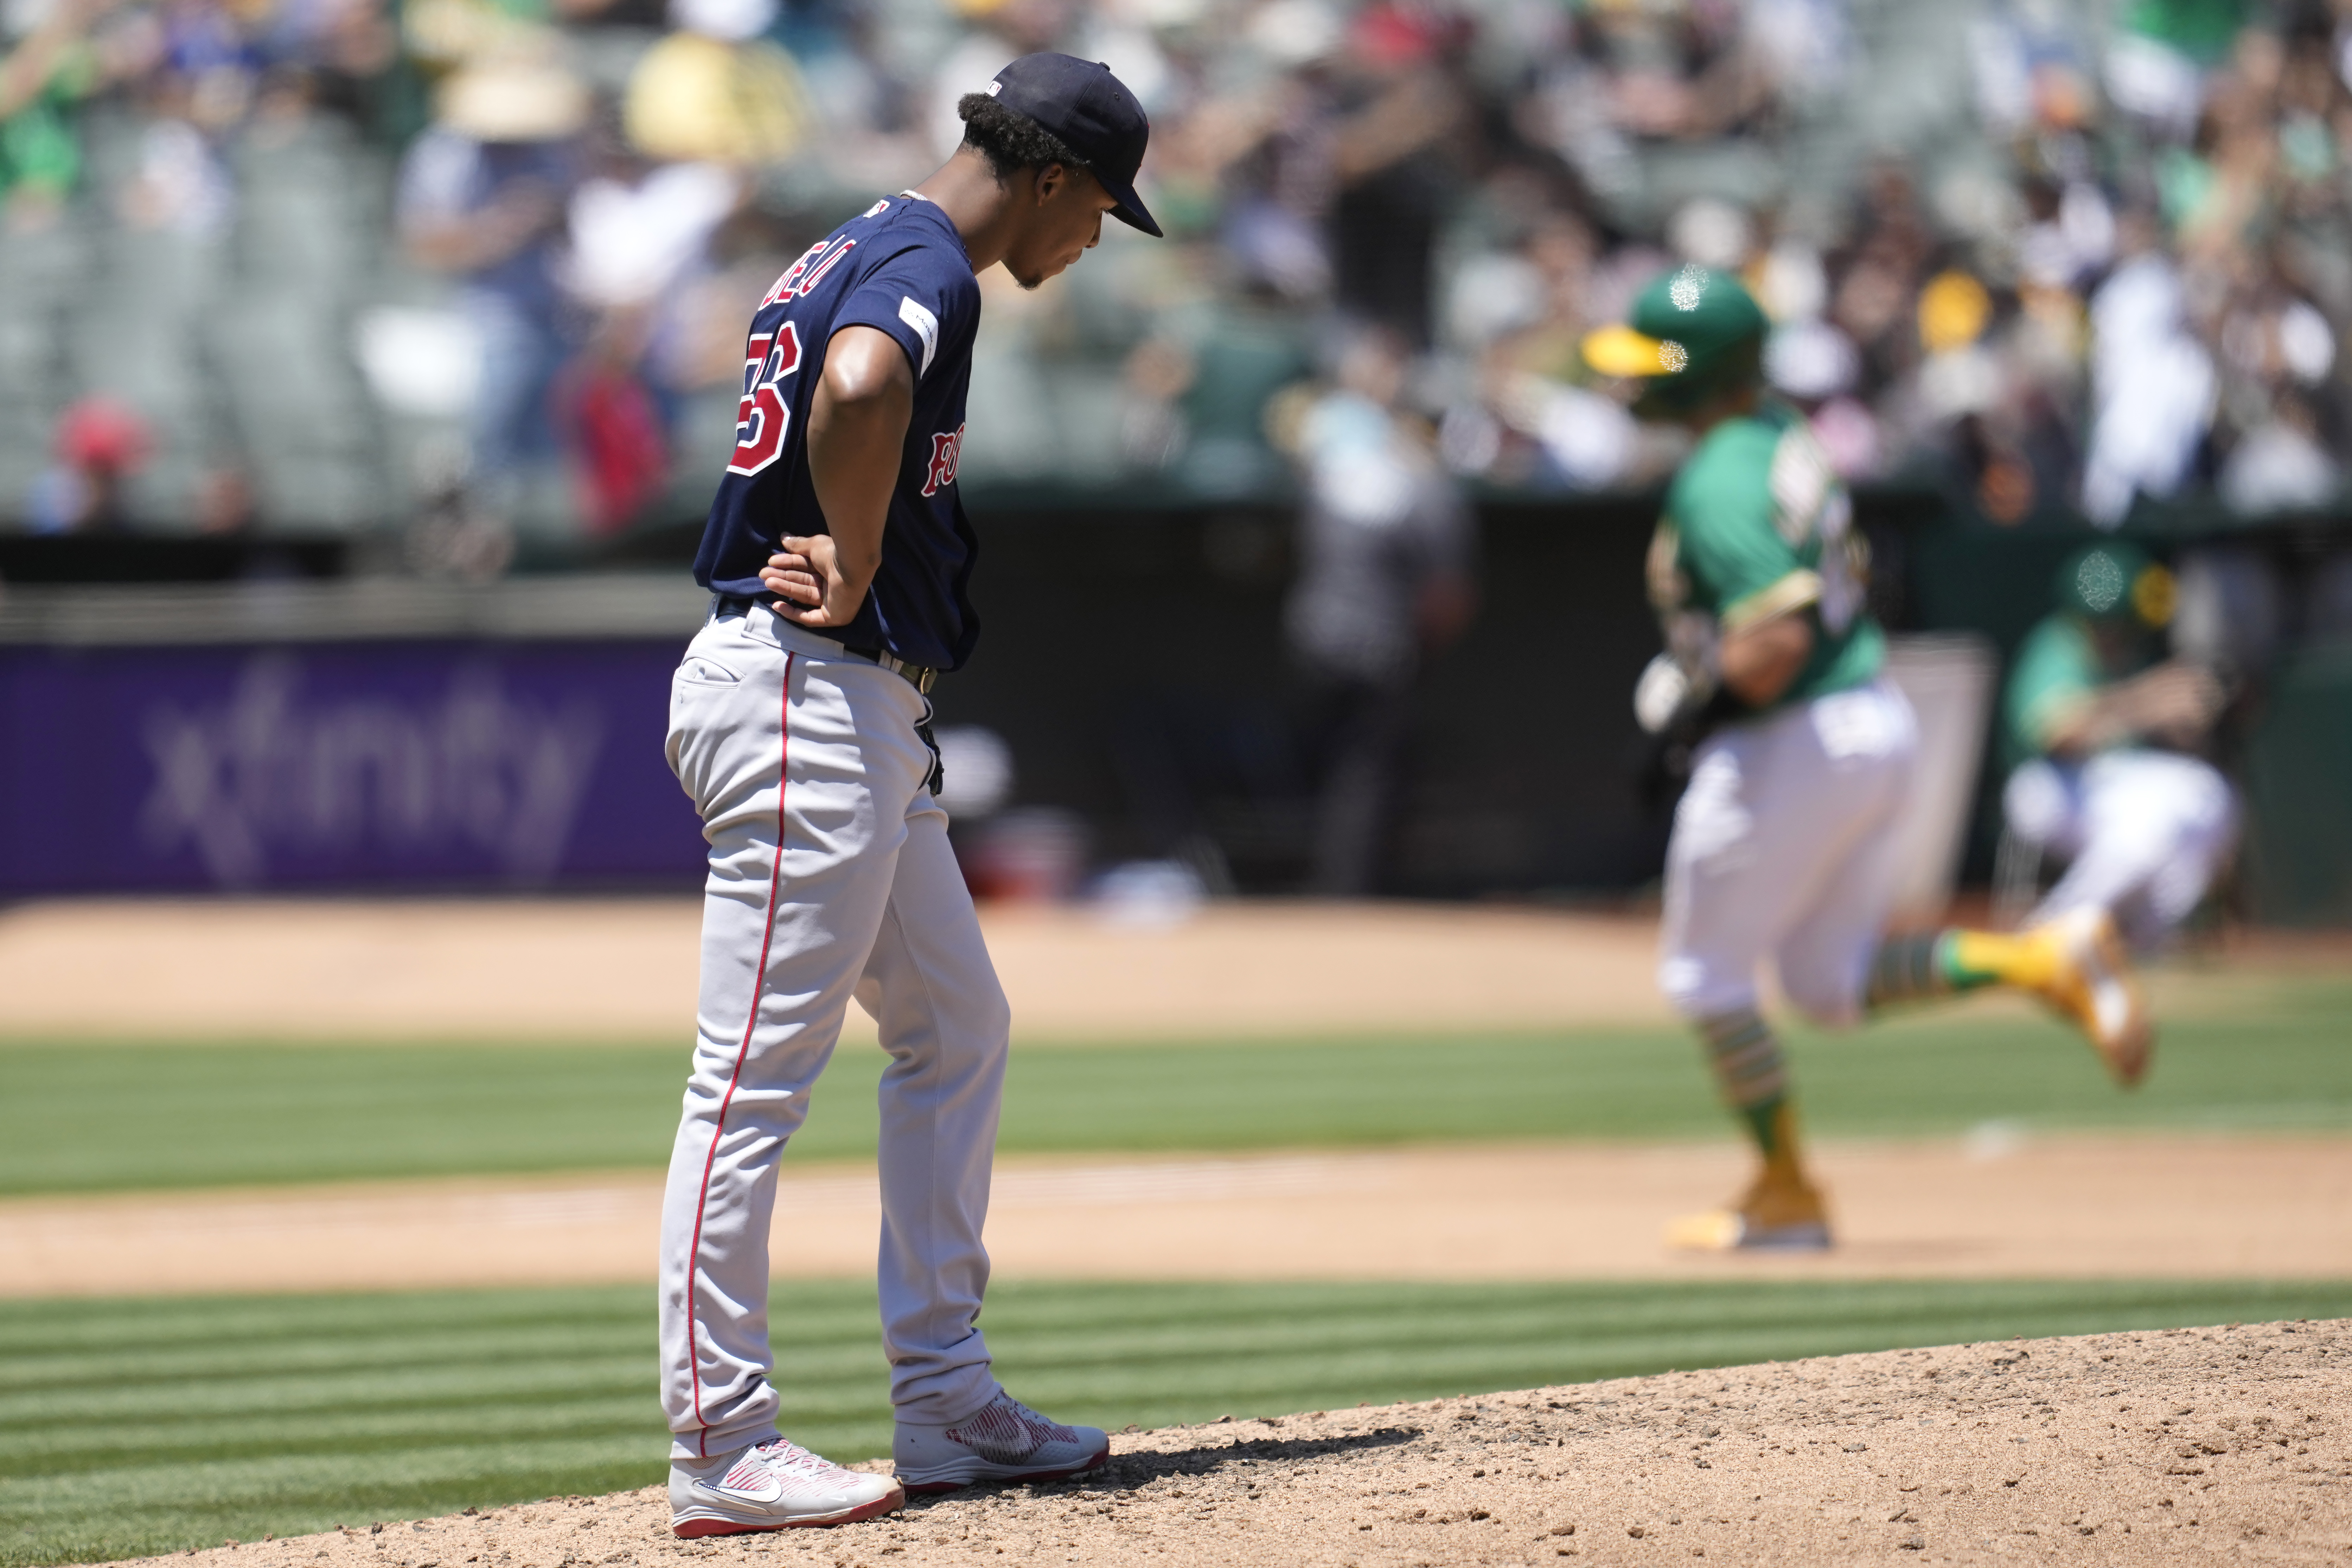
top-left (1865, 929), bottom-right (2054, 1010)
top-left (1696, 1008), bottom-right (1798, 1173)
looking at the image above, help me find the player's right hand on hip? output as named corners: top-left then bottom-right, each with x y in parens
top-left (763, 535), bottom-right (871, 629)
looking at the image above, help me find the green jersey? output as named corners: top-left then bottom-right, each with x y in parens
top-left (2003, 613), bottom-right (2152, 767)
top-left (1646, 403), bottom-right (1884, 717)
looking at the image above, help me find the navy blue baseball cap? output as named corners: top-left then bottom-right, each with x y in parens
top-left (983, 52), bottom-right (1162, 237)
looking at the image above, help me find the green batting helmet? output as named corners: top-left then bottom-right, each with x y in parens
top-left (1581, 264), bottom-right (1770, 416)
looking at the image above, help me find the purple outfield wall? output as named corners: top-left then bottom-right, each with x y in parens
top-left (0, 640), bottom-right (708, 894)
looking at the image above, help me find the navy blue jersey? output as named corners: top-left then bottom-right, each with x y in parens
top-left (693, 194), bottom-right (983, 671)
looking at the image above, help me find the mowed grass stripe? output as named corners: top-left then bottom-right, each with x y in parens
top-left (6, 980), bottom-right (2352, 1196)
top-left (17, 1409), bottom-right (661, 1486)
top-left (0, 1291), bottom-right (872, 1361)
top-left (0, 1326), bottom-right (652, 1393)
top-left (12, 1279), bottom-right (2352, 1566)
top-left (0, 1321), bottom-right (876, 1391)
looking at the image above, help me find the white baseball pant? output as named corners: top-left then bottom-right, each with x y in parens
top-left (659, 605), bottom-right (1009, 1461)
top-left (1658, 678), bottom-right (1920, 1026)
top-left (2002, 749), bottom-right (2235, 950)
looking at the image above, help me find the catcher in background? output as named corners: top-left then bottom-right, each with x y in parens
top-left (1585, 265), bottom-right (2154, 1253)
top-left (2000, 542), bottom-right (2234, 953)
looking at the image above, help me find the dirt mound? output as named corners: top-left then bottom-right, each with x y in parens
top-left (123, 1320), bottom-right (2352, 1567)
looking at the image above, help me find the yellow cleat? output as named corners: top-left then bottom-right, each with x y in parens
top-left (1666, 1172), bottom-right (1833, 1252)
top-left (2024, 908), bottom-right (2154, 1087)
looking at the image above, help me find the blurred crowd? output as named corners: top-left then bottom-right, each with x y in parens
top-left (4, 0), bottom-right (2352, 551)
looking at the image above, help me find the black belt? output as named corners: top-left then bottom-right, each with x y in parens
top-left (711, 594), bottom-right (940, 695)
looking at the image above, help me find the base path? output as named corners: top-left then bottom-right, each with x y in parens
top-left (0, 897), bottom-right (2332, 1043)
top-left (0, 898), bottom-right (1673, 1041)
top-left (106, 1320), bottom-right (2352, 1566)
top-left (8, 1134), bottom-right (2346, 1298)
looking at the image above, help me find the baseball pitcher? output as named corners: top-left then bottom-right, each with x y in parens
top-left (659, 54), bottom-right (1161, 1534)
top-left (1584, 266), bottom-right (2154, 1253)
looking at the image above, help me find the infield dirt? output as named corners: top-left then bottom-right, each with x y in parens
top-left (0, 900), bottom-right (1675, 1041)
top-left (7, 898), bottom-right (2340, 1044)
top-left (7, 1134), bottom-right (2350, 1297)
top-left (111, 1319), bottom-right (2352, 1567)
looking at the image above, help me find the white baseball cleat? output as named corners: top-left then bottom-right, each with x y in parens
top-left (669, 1437), bottom-right (904, 1536)
top-left (893, 1392), bottom-right (1110, 1495)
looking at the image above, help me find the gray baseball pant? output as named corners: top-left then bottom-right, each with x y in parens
top-left (659, 604), bottom-right (1008, 1461)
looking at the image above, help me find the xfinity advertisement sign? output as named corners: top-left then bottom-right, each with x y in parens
top-left (0, 642), bottom-right (706, 893)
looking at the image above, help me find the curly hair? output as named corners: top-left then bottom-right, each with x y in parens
top-left (957, 93), bottom-right (1091, 181)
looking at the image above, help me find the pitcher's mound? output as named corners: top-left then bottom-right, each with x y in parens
top-left (130, 1319), bottom-right (2351, 1567)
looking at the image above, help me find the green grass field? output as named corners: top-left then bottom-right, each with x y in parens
top-left (9, 1276), bottom-right (2352, 1567)
top-left (4, 974), bottom-right (2350, 1195)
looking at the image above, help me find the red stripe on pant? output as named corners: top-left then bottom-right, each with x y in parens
top-left (683, 650), bottom-right (795, 1456)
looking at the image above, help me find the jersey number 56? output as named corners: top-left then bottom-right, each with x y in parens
top-left (727, 322), bottom-right (804, 478)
